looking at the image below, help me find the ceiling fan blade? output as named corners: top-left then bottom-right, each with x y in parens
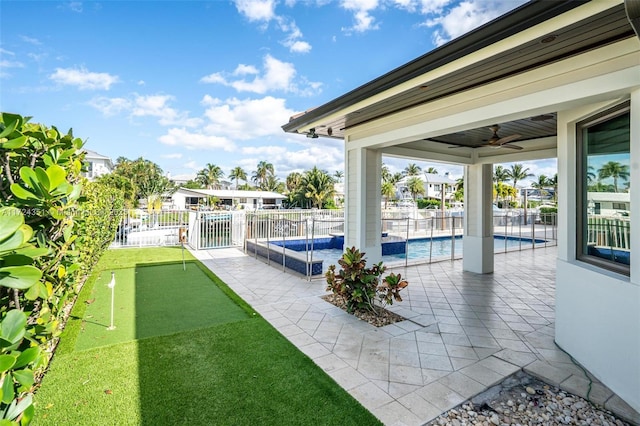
top-left (495, 134), bottom-right (521, 145)
top-left (500, 143), bottom-right (523, 150)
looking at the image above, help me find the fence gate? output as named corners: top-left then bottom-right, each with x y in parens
top-left (188, 211), bottom-right (245, 249)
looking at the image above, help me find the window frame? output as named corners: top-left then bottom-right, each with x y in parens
top-left (575, 101), bottom-right (630, 276)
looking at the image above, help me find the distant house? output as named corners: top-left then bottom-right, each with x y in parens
top-left (171, 188), bottom-right (285, 210)
top-left (397, 173), bottom-right (456, 201)
top-left (83, 149), bottom-right (113, 180)
top-left (587, 192), bottom-right (630, 216)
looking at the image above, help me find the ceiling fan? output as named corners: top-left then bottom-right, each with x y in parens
top-left (448, 125), bottom-right (523, 150)
top-left (483, 125), bottom-right (523, 150)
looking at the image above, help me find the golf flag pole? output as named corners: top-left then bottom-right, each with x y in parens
top-left (107, 272), bottom-right (116, 331)
top-left (180, 227), bottom-right (186, 271)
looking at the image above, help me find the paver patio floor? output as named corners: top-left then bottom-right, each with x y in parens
top-left (192, 247), bottom-right (639, 425)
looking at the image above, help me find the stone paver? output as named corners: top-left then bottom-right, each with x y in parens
top-left (192, 247), bottom-right (639, 425)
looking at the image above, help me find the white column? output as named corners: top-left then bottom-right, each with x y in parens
top-left (463, 163), bottom-right (494, 273)
top-left (630, 88), bottom-right (639, 281)
top-left (344, 147), bottom-right (382, 263)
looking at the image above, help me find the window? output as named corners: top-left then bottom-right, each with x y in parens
top-left (612, 202), bottom-right (627, 210)
top-left (577, 102), bottom-right (631, 275)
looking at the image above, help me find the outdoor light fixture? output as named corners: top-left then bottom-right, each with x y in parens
top-left (306, 128), bottom-right (319, 138)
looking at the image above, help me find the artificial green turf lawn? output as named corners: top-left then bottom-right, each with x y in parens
top-left (35, 248), bottom-right (382, 426)
top-left (74, 262), bottom-right (250, 351)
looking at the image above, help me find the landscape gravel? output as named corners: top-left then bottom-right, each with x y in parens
top-left (425, 372), bottom-right (630, 426)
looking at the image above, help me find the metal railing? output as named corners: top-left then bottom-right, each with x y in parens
top-left (587, 215), bottom-right (631, 250)
top-left (111, 209), bottom-right (189, 248)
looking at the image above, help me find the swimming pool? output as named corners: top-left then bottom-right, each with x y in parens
top-left (305, 235), bottom-right (543, 272)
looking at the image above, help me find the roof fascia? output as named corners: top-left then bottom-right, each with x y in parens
top-left (282, 0), bottom-right (621, 134)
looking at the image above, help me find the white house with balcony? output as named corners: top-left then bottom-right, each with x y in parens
top-left (83, 149), bottom-right (113, 180)
top-left (396, 172), bottom-right (457, 202)
top-left (172, 188), bottom-right (285, 210)
top-left (282, 0), bottom-right (639, 415)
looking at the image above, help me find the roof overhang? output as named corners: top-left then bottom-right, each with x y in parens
top-left (282, 0), bottom-right (639, 164)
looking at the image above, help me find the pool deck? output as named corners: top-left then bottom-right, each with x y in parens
top-left (192, 246), bottom-right (639, 425)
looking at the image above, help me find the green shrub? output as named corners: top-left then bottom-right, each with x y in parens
top-left (325, 247), bottom-right (408, 314)
top-left (0, 113), bottom-right (124, 423)
top-left (417, 199), bottom-right (440, 209)
top-left (539, 206), bottom-right (557, 225)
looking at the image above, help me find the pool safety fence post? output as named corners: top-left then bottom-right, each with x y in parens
top-left (305, 220), bottom-right (310, 281)
top-left (518, 215), bottom-right (522, 251)
top-left (531, 215), bottom-right (536, 250)
top-left (429, 216), bottom-right (434, 264)
top-left (282, 220), bottom-right (286, 272)
top-left (450, 215), bottom-right (455, 262)
top-left (504, 215), bottom-right (508, 253)
top-left (310, 218), bottom-right (315, 278)
top-left (107, 272), bottom-right (116, 331)
top-left (405, 217), bottom-right (409, 268)
top-left (254, 214), bottom-right (258, 259)
top-left (266, 216), bottom-right (271, 266)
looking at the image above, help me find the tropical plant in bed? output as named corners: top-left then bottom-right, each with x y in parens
top-left (325, 247), bottom-right (408, 315)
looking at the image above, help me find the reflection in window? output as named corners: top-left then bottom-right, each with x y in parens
top-left (577, 103), bottom-right (631, 274)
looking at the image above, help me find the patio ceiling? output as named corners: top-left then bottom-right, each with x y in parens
top-left (282, 1), bottom-right (635, 159)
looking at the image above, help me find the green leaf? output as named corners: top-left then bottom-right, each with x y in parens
top-left (0, 231), bottom-right (26, 257)
top-left (1, 135), bottom-right (27, 149)
top-left (13, 346), bottom-right (40, 368)
top-left (0, 207), bottom-right (24, 242)
top-left (46, 164), bottom-right (66, 189)
top-left (34, 167), bottom-right (50, 192)
top-left (0, 266), bottom-right (42, 290)
top-left (20, 400), bottom-right (35, 425)
top-left (1, 372), bottom-right (14, 404)
top-left (0, 119), bottom-right (17, 139)
top-left (0, 355), bottom-right (17, 373)
top-left (12, 369), bottom-right (34, 387)
top-left (19, 167), bottom-right (38, 192)
top-left (0, 310), bottom-right (27, 343)
top-left (9, 184), bottom-right (38, 201)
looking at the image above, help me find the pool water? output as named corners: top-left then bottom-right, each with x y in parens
top-left (311, 236), bottom-right (537, 271)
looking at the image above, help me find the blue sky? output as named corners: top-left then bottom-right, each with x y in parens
top-left (1, 0), bottom-right (556, 185)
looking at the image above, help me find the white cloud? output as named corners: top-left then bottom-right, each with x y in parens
top-left (233, 0), bottom-right (311, 53)
top-left (242, 143), bottom-right (345, 177)
top-left (183, 161), bottom-right (202, 171)
top-left (159, 128), bottom-right (236, 151)
top-left (200, 54), bottom-right (321, 96)
top-left (64, 2), bottom-right (83, 12)
top-left (50, 66), bottom-right (119, 90)
top-left (89, 93), bottom-right (202, 127)
top-left (161, 153), bottom-right (183, 159)
top-left (137, 80), bottom-right (146, 86)
top-left (426, 0), bottom-right (526, 46)
top-left (201, 95), bottom-right (295, 141)
top-left (0, 48), bottom-right (15, 56)
top-left (234, 0), bottom-right (276, 22)
top-left (88, 96), bottom-right (131, 116)
top-left (0, 59), bottom-right (25, 77)
top-left (340, 0), bottom-right (380, 33)
top-left (20, 35), bottom-right (42, 45)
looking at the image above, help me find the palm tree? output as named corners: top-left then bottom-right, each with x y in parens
top-left (493, 165), bottom-right (510, 203)
top-left (381, 181), bottom-right (395, 209)
top-left (262, 175), bottom-right (284, 193)
top-left (196, 163), bottom-right (224, 189)
top-left (453, 177), bottom-right (464, 202)
top-left (531, 174), bottom-right (552, 198)
top-left (406, 176), bottom-right (425, 200)
top-left (286, 171), bottom-right (302, 193)
top-left (229, 166), bottom-right (247, 190)
top-left (425, 166), bottom-right (438, 175)
top-left (333, 170), bottom-right (344, 183)
top-left (298, 167), bottom-right (335, 209)
top-left (381, 164), bottom-right (391, 183)
top-left (506, 163), bottom-right (533, 191)
top-left (598, 161), bottom-right (629, 193)
top-left (390, 172), bottom-right (404, 185)
top-left (252, 160), bottom-right (275, 189)
top-left (404, 163), bottom-right (422, 176)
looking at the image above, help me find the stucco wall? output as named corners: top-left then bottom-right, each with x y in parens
top-left (556, 90), bottom-right (640, 412)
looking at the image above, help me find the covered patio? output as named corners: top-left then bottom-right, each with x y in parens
top-left (194, 246), bottom-right (638, 425)
top-left (282, 0), bottom-right (639, 417)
